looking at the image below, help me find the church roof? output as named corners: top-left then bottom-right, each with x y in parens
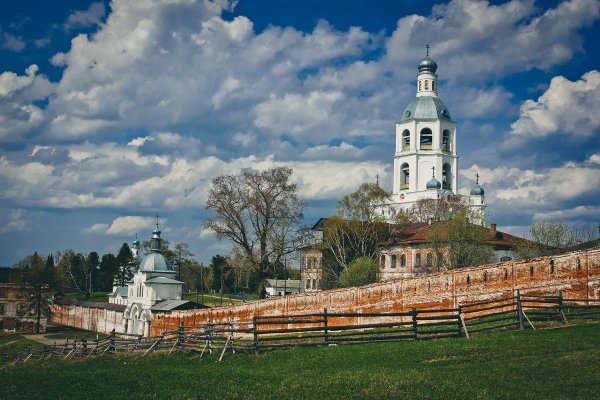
top-left (139, 252), bottom-right (174, 273)
top-left (265, 279), bottom-right (301, 290)
top-left (145, 276), bottom-right (183, 285)
top-left (401, 96), bottom-right (452, 121)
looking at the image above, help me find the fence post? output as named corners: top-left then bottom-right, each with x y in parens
top-left (110, 328), bottom-right (116, 353)
top-left (457, 305), bottom-right (462, 337)
top-left (516, 290), bottom-right (524, 330)
top-left (323, 308), bottom-right (329, 345)
top-left (82, 338), bottom-right (87, 356)
top-left (558, 290), bottom-right (568, 323)
top-left (178, 321), bottom-right (184, 349)
top-left (411, 308), bottom-right (418, 340)
top-left (252, 316), bottom-right (258, 355)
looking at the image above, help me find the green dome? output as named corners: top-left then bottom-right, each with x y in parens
top-left (139, 252), bottom-right (174, 272)
top-left (426, 177), bottom-right (441, 190)
top-left (470, 184), bottom-right (485, 196)
top-left (418, 56), bottom-right (437, 73)
top-left (401, 96), bottom-right (452, 121)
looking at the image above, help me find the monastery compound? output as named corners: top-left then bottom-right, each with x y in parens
top-left (48, 53), bottom-right (600, 338)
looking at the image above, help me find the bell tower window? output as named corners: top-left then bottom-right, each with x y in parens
top-left (424, 80), bottom-right (429, 90)
top-left (442, 129), bottom-right (451, 152)
top-left (442, 163), bottom-right (451, 190)
top-left (432, 81), bottom-right (435, 91)
top-left (420, 128), bottom-right (432, 150)
top-left (400, 163), bottom-right (409, 190)
top-left (418, 81), bottom-right (422, 91)
top-left (402, 130), bottom-right (410, 151)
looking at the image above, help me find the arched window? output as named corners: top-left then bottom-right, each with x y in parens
top-left (426, 252), bottom-right (433, 268)
top-left (432, 81), bottom-right (436, 91)
top-left (380, 255), bottom-right (386, 268)
top-left (415, 253), bottom-right (421, 268)
top-left (530, 266), bottom-right (534, 277)
top-left (391, 255), bottom-right (397, 269)
top-left (436, 252), bottom-right (444, 269)
top-left (400, 163), bottom-right (409, 190)
top-left (402, 129), bottom-right (410, 151)
top-left (420, 128), bottom-right (433, 150)
top-left (576, 258), bottom-right (581, 270)
top-left (550, 260), bottom-right (555, 275)
top-left (442, 129), bottom-right (451, 152)
top-left (483, 271), bottom-right (488, 282)
top-left (306, 279), bottom-right (310, 289)
top-left (418, 81), bottom-right (422, 91)
top-left (504, 269), bottom-right (509, 280)
top-left (442, 163), bottom-right (452, 190)
top-left (312, 279), bottom-right (317, 290)
top-left (424, 80), bottom-right (429, 90)
top-left (400, 254), bottom-right (406, 267)
top-left (466, 275), bottom-right (471, 285)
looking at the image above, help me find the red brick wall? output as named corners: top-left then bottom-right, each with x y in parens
top-left (48, 248), bottom-right (600, 336)
top-left (150, 247), bottom-right (600, 335)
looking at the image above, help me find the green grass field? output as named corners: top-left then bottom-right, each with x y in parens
top-left (1, 322), bottom-right (599, 399)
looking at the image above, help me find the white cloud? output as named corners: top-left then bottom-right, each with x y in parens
top-left (0, 32), bottom-right (25, 52)
top-left (509, 70), bottom-right (600, 138)
top-left (106, 216), bottom-right (156, 235)
top-left (64, 2), bottom-right (106, 30)
top-left (0, 209), bottom-right (27, 234)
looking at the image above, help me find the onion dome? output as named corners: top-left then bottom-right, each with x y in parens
top-left (139, 252), bottom-right (174, 272)
top-left (418, 56), bottom-right (438, 74)
top-left (139, 219), bottom-right (175, 273)
top-left (470, 173), bottom-right (485, 195)
top-left (426, 177), bottom-right (441, 190)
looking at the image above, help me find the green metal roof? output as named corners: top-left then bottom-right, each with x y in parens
top-left (401, 96), bottom-right (452, 121)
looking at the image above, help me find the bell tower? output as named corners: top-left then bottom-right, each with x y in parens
top-left (387, 47), bottom-right (458, 215)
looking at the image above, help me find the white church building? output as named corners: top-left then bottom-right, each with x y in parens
top-left (109, 224), bottom-right (193, 337)
top-left (379, 49), bottom-right (486, 222)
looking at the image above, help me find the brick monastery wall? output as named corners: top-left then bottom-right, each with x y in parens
top-left (49, 247), bottom-right (600, 336)
top-left (49, 303), bottom-right (125, 334)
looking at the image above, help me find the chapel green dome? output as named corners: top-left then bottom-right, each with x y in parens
top-left (426, 177), bottom-right (441, 190)
top-left (470, 184), bottom-right (485, 196)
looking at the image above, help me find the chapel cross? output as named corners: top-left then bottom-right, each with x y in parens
top-left (476, 173), bottom-right (479, 184)
top-left (426, 44), bottom-right (430, 57)
top-left (431, 165), bottom-right (436, 177)
top-left (376, 174), bottom-right (380, 185)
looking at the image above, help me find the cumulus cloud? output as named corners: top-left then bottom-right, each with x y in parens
top-left (0, 32), bottom-right (25, 52)
top-left (84, 216), bottom-right (156, 235)
top-left (384, 0), bottom-right (600, 80)
top-left (63, 2), bottom-right (106, 30)
top-left (0, 209), bottom-right (27, 234)
top-left (509, 70), bottom-right (600, 138)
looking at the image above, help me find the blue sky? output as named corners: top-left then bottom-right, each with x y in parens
top-left (1, 0), bottom-right (599, 266)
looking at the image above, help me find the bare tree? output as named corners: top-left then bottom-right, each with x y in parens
top-left (517, 221), bottom-right (597, 258)
top-left (406, 195), bottom-right (475, 223)
top-left (205, 167), bottom-right (307, 280)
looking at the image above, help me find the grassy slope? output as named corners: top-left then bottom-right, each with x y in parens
top-left (1, 323), bottom-right (600, 400)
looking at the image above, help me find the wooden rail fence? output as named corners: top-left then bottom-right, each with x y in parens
top-left (2, 292), bottom-right (599, 365)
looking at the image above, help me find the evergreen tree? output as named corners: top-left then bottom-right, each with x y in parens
top-left (42, 254), bottom-right (55, 288)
